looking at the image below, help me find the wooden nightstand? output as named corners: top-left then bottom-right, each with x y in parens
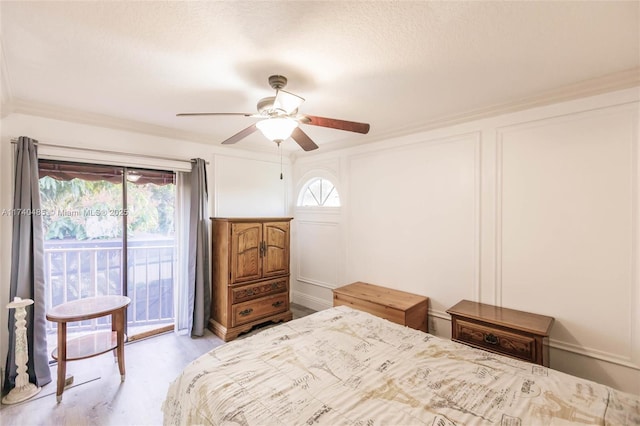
top-left (333, 282), bottom-right (428, 332)
top-left (446, 300), bottom-right (554, 366)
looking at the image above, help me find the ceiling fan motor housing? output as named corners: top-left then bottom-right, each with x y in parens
top-left (257, 96), bottom-right (277, 114)
top-left (268, 75), bottom-right (287, 90)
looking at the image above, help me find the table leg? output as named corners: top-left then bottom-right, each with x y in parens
top-left (112, 309), bottom-right (126, 382)
top-left (56, 322), bottom-right (67, 403)
top-left (111, 313), bottom-right (117, 363)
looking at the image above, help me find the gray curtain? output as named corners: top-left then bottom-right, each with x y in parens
top-left (3, 137), bottom-right (52, 392)
top-left (187, 159), bottom-right (211, 336)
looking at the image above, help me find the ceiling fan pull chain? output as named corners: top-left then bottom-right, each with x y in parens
top-left (279, 141), bottom-right (283, 180)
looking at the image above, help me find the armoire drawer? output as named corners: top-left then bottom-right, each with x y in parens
top-left (231, 277), bottom-right (288, 304)
top-left (454, 319), bottom-right (536, 363)
top-left (232, 293), bottom-right (289, 327)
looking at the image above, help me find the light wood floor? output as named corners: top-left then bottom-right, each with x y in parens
top-left (0, 303), bottom-right (316, 426)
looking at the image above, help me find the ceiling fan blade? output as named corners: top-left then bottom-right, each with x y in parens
top-left (176, 112), bottom-right (254, 117)
top-left (300, 115), bottom-right (370, 134)
top-left (273, 90), bottom-right (305, 114)
top-left (291, 127), bottom-right (319, 151)
top-left (221, 123), bottom-right (258, 145)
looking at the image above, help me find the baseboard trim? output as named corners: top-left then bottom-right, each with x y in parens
top-left (292, 291), bottom-right (332, 312)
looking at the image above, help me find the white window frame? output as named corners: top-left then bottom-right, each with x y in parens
top-left (296, 174), bottom-right (342, 210)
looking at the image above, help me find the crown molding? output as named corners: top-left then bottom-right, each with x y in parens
top-left (379, 68), bottom-right (640, 140)
top-left (293, 68), bottom-right (640, 160)
top-left (8, 98), bottom-right (218, 143)
top-left (5, 68), bottom-right (639, 160)
top-left (6, 98), bottom-right (294, 156)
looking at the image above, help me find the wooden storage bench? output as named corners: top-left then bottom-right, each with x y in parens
top-left (333, 281), bottom-right (429, 332)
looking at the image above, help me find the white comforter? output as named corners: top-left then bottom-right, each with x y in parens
top-left (163, 306), bottom-right (639, 425)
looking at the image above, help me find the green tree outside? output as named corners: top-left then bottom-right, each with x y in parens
top-left (39, 176), bottom-right (175, 240)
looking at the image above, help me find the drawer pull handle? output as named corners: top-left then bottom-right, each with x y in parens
top-left (239, 308), bottom-right (253, 317)
top-left (484, 333), bottom-right (499, 345)
top-left (272, 301), bottom-right (284, 308)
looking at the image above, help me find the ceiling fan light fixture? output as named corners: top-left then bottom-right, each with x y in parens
top-left (256, 117), bottom-right (299, 142)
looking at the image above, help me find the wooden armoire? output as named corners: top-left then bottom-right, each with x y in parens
top-left (209, 217), bottom-right (293, 341)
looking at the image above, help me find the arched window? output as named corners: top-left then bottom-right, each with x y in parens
top-left (298, 177), bottom-right (341, 207)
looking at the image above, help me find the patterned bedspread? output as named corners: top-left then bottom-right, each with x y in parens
top-left (163, 306), bottom-right (640, 425)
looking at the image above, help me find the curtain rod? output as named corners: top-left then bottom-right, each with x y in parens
top-left (10, 138), bottom-right (209, 165)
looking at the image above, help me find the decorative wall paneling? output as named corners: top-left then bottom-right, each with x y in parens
top-left (291, 160), bottom-right (345, 311)
top-left (296, 221), bottom-right (340, 289)
top-left (496, 103), bottom-right (639, 371)
top-left (346, 133), bottom-right (481, 320)
top-left (291, 88), bottom-right (640, 393)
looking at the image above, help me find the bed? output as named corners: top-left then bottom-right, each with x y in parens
top-left (163, 306), bottom-right (640, 425)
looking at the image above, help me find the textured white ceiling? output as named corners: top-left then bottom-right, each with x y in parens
top-left (1, 1), bottom-right (638, 154)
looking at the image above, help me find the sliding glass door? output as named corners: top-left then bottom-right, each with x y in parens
top-left (124, 168), bottom-right (176, 337)
top-left (39, 160), bottom-right (176, 356)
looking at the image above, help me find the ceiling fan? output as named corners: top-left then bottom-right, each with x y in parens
top-left (177, 75), bottom-right (370, 151)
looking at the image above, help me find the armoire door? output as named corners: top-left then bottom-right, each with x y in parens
top-left (230, 222), bottom-right (263, 283)
top-left (262, 221), bottom-right (290, 278)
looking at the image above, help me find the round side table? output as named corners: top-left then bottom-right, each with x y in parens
top-left (46, 295), bottom-right (131, 402)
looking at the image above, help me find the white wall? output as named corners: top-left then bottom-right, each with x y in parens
top-left (291, 87), bottom-right (640, 394)
top-left (0, 113), bottom-right (291, 377)
top-left (213, 154), bottom-right (290, 217)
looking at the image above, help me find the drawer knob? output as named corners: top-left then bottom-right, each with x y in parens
top-left (239, 308), bottom-right (253, 317)
top-left (484, 333), bottom-right (499, 345)
top-left (272, 301), bottom-right (284, 308)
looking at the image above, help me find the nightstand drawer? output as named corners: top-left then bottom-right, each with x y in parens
top-left (454, 319), bottom-right (536, 363)
top-left (447, 300), bottom-right (554, 366)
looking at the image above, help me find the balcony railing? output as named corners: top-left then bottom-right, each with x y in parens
top-left (43, 238), bottom-right (175, 334)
